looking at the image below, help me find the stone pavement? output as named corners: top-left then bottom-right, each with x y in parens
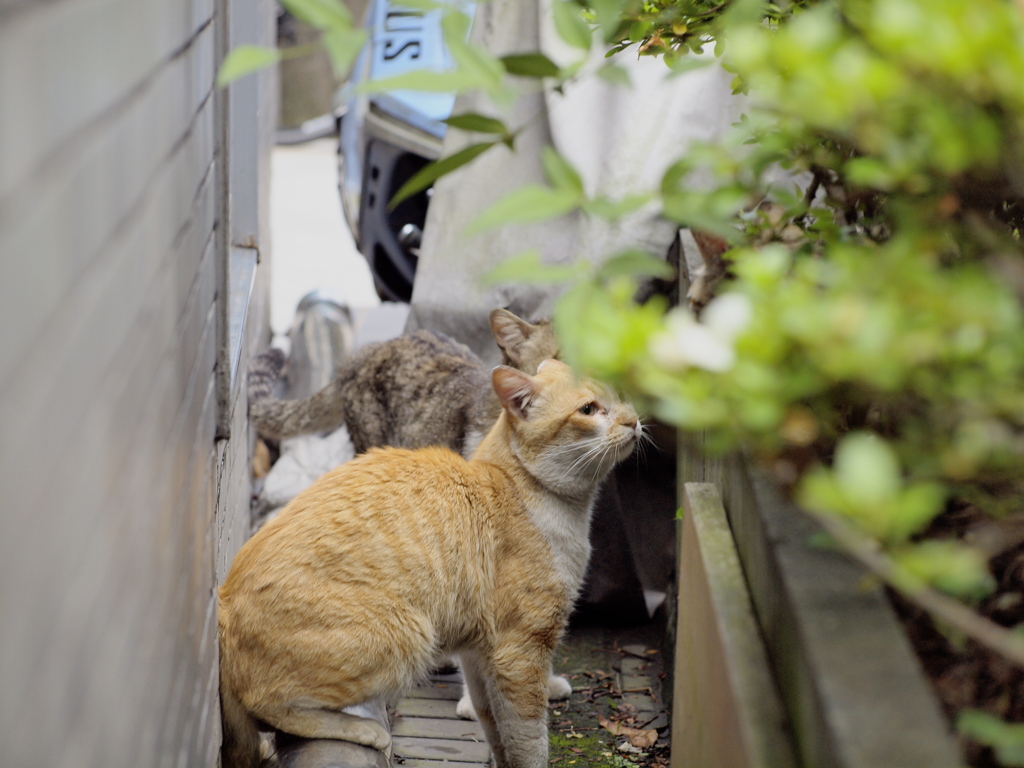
top-left (392, 670), bottom-right (490, 768)
top-left (387, 623), bottom-right (670, 768)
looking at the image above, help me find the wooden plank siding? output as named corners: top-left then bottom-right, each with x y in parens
top-left (0, 0), bottom-right (275, 765)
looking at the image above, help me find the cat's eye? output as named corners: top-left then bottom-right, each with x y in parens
top-left (579, 402), bottom-right (598, 416)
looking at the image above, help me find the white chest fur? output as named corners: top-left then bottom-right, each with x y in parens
top-left (526, 492), bottom-right (596, 600)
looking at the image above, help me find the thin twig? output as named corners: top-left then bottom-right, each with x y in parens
top-left (813, 511), bottom-right (1024, 669)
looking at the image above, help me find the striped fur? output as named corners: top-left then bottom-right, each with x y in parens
top-left (247, 309), bottom-right (559, 459)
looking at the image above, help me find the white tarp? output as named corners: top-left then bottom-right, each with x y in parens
top-left (405, 0), bottom-right (745, 362)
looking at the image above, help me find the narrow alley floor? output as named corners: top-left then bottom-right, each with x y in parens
top-left (390, 621), bottom-right (670, 768)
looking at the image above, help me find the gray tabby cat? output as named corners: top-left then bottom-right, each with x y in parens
top-left (248, 309), bottom-right (559, 460)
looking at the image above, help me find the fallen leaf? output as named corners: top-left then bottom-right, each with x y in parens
top-left (570, 748), bottom-right (583, 754)
top-left (598, 715), bottom-right (657, 749)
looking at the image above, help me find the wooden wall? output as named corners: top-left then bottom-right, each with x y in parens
top-left (0, 0), bottom-right (274, 764)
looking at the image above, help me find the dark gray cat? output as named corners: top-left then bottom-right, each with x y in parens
top-left (247, 309), bottom-right (559, 459)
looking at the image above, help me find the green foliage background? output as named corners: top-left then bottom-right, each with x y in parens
top-left (557, 0), bottom-right (1024, 586)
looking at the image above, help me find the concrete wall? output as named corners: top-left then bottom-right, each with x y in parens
top-left (0, 0), bottom-right (275, 765)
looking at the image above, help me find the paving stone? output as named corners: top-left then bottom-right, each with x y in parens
top-left (392, 736), bottom-right (491, 763)
top-left (397, 760), bottom-right (484, 768)
top-left (619, 657), bottom-right (651, 676)
top-left (621, 692), bottom-right (661, 714)
top-left (620, 674), bottom-right (655, 692)
top-left (405, 683), bottom-right (463, 701)
top-left (620, 644), bottom-right (653, 658)
top-left (395, 698), bottom-right (462, 719)
top-left (392, 716), bottom-right (486, 741)
top-left (640, 712), bottom-right (670, 730)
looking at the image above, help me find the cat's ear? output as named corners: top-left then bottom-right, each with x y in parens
top-left (489, 309), bottom-right (541, 367)
top-left (492, 365), bottom-right (539, 421)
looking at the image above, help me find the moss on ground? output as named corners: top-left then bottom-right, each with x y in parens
top-left (547, 621), bottom-right (670, 768)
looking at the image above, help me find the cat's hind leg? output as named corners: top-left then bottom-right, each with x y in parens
top-left (458, 652), bottom-right (507, 767)
top-left (259, 703), bottom-right (392, 753)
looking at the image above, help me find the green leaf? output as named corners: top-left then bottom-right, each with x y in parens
top-left (959, 710), bottom-right (1024, 766)
top-left (889, 483), bottom-right (947, 542)
top-left (552, 0), bottom-right (593, 51)
top-left (442, 12), bottom-right (505, 90)
top-left (596, 251), bottom-right (675, 281)
top-left (660, 193), bottom-right (743, 240)
top-left (596, 62), bottom-right (632, 87)
top-left (439, 7), bottom-right (472, 41)
top-left (541, 147), bottom-right (584, 194)
top-left (666, 55), bottom-right (715, 78)
top-left (628, 20), bottom-right (652, 43)
top-left (467, 185), bottom-right (583, 235)
top-left (720, 0), bottom-right (769, 28)
top-left (389, 142), bottom-right (499, 210)
top-left (321, 27), bottom-right (367, 79)
top-left (501, 53), bottom-right (562, 79)
top-left (844, 157), bottom-right (897, 191)
top-left (660, 158), bottom-right (692, 196)
top-left (442, 113), bottom-right (510, 135)
top-left (280, 0), bottom-right (352, 32)
top-left (217, 45), bottom-right (281, 87)
top-left (481, 250), bottom-right (586, 286)
top-left (447, 41), bottom-right (506, 91)
top-left (359, 69), bottom-right (486, 94)
top-left (833, 432), bottom-right (901, 507)
top-left (893, 541), bottom-right (995, 600)
top-left (581, 194), bottom-right (651, 221)
top-left (588, 0), bottom-right (627, 42)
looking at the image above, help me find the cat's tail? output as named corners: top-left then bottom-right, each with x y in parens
top-left (220, 680), bottom-right (261, 768)
top-left (246, 348), bottom-right (349, 439)
top-left (247, 348), bottom-right (287, 408)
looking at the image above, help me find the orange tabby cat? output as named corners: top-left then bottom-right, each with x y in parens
top-left (218, 359), bottom-right (641, 768)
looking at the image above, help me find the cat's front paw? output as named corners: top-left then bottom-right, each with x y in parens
top-left (547, 675), bottom-right (572, 701)
top-left (456, 690), bottom-right (478, 720)
top-left (456, 675), bottom-right (573, 721)
top-left (344, 718), bottom-right (393, 753)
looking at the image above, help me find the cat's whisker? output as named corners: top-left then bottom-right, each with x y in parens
top-left (632, 428), bottom-right (657, 464)
top-left (541, 437), bottom-right (607, 462)
top-left (566, 451), bottom-right (601, 475)
top-left (565, 441), bottom-right (615, 475)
